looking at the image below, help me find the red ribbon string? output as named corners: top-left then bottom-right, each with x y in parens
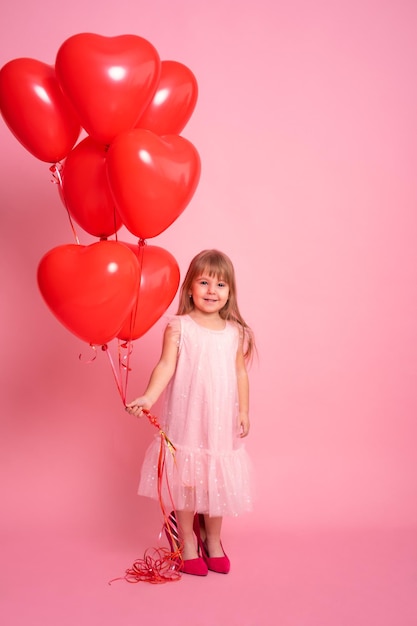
top-left (78, 344), bottom-right (97, 364)
top-left (95, 331), bottom-right (182, 583)
top-left (142, 409), bottom-right (176, 456)
top-left (143, 408), bottom-right (181, 566)
top-left (102, 343), bottom-right (126, 404)
top-left (101, 340), bottom-right (134, 406)
top-left (123, 238), bottom-right (146, 344)
top-left (110, 408), bottom-right (182, 585)
top-left (118, 340), bottom-right (133, 397)
top-left (49, 163), bottom-right (80, 245)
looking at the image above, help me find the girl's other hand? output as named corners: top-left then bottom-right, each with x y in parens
top-left (239, 412), bottom-right (250, 438)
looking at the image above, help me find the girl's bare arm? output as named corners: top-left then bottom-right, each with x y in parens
top-left (126, 324), bottom-right (178, 416)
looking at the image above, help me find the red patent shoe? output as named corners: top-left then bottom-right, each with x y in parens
top-left (165, 511), bottom-right (208, 577)
top-left (193, 514), bottom-right (231, 574)
top-left (201, 543), bottom-right (230, 574)
top-left (179, 556), bottom-right (208, 576)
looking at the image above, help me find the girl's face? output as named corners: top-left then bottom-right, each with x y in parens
top-left (189, 273), bottom-right (230, 315)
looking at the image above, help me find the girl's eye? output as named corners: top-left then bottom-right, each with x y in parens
top-left (200, 280), bottom-right (208, 285)
top-left (218, 283), bottom-right (225, 288)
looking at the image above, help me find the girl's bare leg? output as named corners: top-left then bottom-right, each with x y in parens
top-left (202, 515), bottom-right (225, 558)
top-left (175, 510), bottom-right (199, 560)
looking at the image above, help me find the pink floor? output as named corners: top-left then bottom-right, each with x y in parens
top-left (2, 524), bottom-right (416, 626)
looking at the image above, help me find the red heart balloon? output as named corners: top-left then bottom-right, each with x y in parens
top-left (135, 60), bottom-right (198, 135)
top-left (0, 58), bottom-right (80, 162)
top-left (37, 241), bottom-right (140, 345)
top-left (55, 33), bottom-right (161, 144)
top-left (106, 129), bottom-right (201, 239)
top-left (61, 137), bottom-right (122, 238)
top-left (117, 243), bottom-right (180, 340)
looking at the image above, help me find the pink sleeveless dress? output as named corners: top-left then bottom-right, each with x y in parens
top-left (138, 314), bottom-right (253, 517)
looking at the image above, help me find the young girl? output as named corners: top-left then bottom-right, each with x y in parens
top-left (126, 249), bottom-right (255, 576)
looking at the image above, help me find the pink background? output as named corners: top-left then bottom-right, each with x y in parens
top-left (1, 1), bottom-right (416, 625)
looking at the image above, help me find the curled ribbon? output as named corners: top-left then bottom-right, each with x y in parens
top-left (108, 547), bottom-right (181, 585)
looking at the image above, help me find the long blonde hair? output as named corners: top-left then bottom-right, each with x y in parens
top-left (177, 249), bottom-right (255, 361)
